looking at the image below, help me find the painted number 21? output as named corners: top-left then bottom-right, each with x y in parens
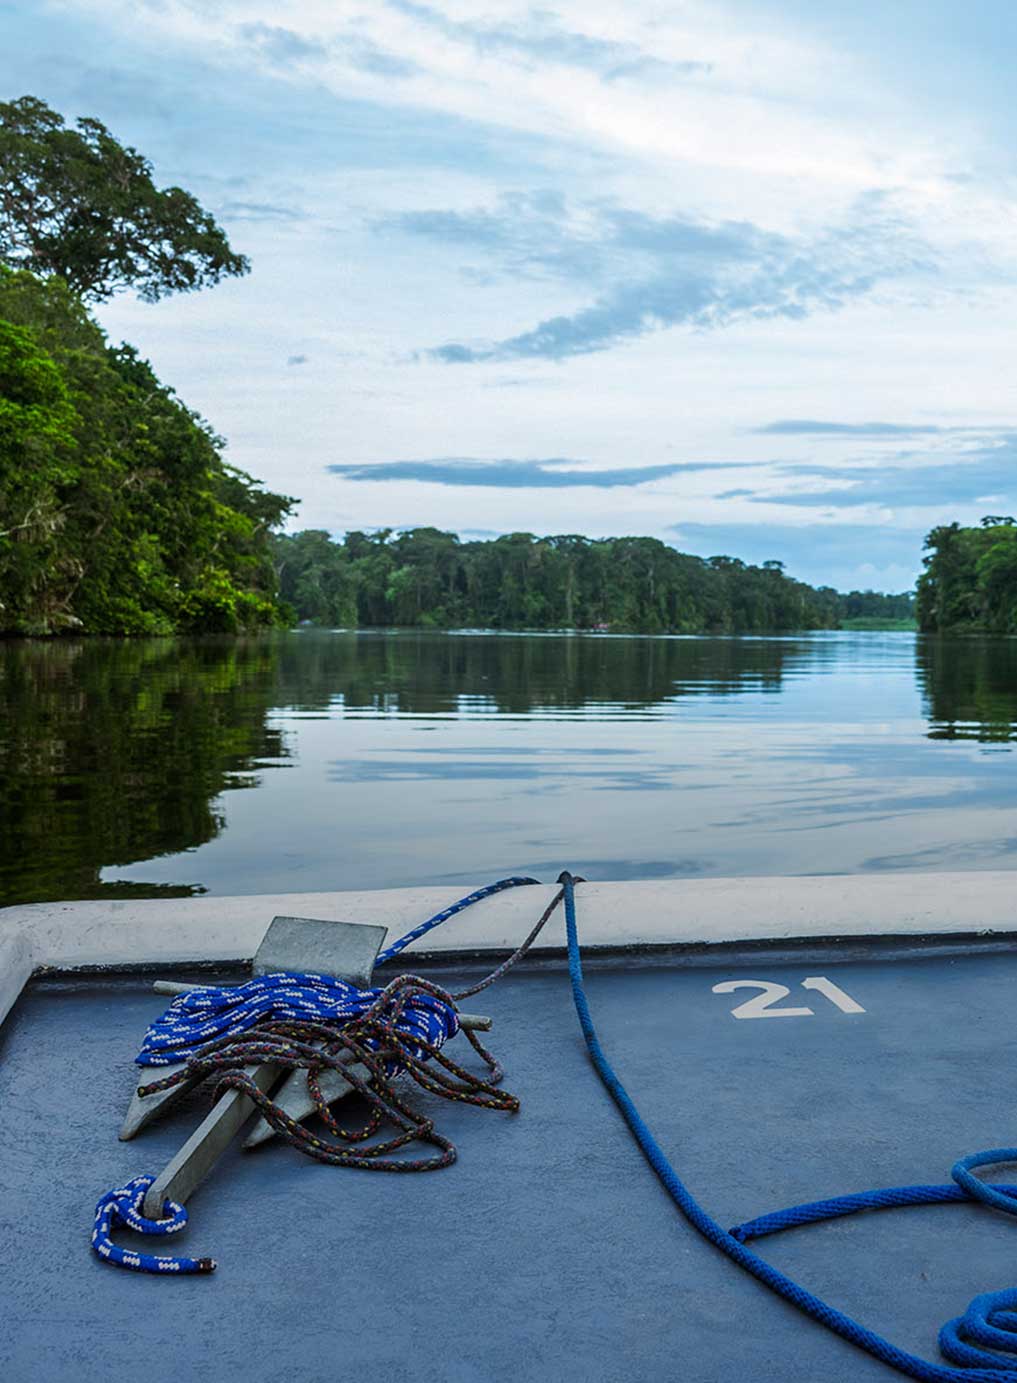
top-left (711, 976), bottom-right (865, 1020)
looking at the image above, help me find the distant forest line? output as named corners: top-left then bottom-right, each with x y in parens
top-left (273, 528), bottom-right (915, 634)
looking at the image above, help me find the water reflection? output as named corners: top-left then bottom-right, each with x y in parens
top-left (0, 638), bottom-right (285, 903)
top-left (269, 629), bottom-right (805, 717)
top-left (917, 636), bottom-right (1017, 743)
top-left (1, 629), bottom-right (1015, 905)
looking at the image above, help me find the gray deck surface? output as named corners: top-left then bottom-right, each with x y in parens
top-left (2, 948), bottom-right (1016, 1382)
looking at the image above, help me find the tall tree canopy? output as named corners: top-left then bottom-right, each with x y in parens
top-left (0, 268), bottom-right (294, 633)
top-left (918, 518), bottom-right (1017, 633)
top-left (0, 96), bottom-right (249, 302)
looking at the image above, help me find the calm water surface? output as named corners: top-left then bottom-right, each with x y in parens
top-left (2, 629), bottom-right (1015, 904)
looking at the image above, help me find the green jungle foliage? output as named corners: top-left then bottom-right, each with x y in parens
top-left (0, 96), bottom-right (249, 302)
top-left (837, 616), bottom-right (917, 631)
top-left (0, 268), bottom-right (295, 634)
top-left (273, 527), bottom-right (915, 633)
top-left (917, 519), bottom-right (1017, 633)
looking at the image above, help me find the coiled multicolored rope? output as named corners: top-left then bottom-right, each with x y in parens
top-left (93, 875), bottom-right (550, 1274)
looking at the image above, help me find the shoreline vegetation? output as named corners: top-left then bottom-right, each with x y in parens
top-left (272, 528), bottom-right (915, 634)
top-left (0, 97), bottom-right (289, 637)
top-left (0, 266), bottom-right (294, 635)
top-left (2, 96), bottom-right (1010, 641)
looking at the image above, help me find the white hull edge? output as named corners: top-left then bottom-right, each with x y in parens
top-left (3, 870), bottom-right (1015, 1030)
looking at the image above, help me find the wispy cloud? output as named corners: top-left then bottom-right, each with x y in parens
top-left (237, 19), bottom-right (419, 79)
top-left (328, 458), bottom-right (735, 488)
top-left (758, 437), bottom-right (1017, 509)
top-left (756, 419), bottom-right (946, 437)
top-left (385, 0), bottom-right (711, 82)
top-left (377, 191), bottom-right (932, 361)
top-left (376, 192), bottom-right (783, 286)
top-left (219, 199), bottom-right (307, 223)
top-left (236, 23), bottom-right (328, 64)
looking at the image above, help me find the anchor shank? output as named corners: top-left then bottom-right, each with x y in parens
top-left (141, 1063), bottom-right (282, 1219)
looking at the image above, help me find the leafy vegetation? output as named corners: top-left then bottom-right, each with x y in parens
top-left (833, 590), bottom-right (916, 628)
top-left (917, 518), bottom-right (1017, 633)
top-left (273, 527), bottom-right (914, 633)
top-left (0, 268), bottom-right (294, 633)
top-left (0, 96), bottom-right (249, 302)
top-left (0, 97), bottom-right (292, 634)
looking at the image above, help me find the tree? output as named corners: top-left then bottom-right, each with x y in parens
top-left (0, 267), bottom-right (294, 633)
top-left (918, 521), bottom-right (1017, 633)
top-left (0, 96), bottom-right (249, 302)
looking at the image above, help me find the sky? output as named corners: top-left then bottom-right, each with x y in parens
top-left (3, 0), bottom-right (1017, 592)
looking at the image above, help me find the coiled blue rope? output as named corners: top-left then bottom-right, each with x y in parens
top-left (558, 870), bottom-right (1017, 1381)
top-left (135, 971), bottom-right (459, 1067)
top-left (94, 875), bottom-right (540, 1274)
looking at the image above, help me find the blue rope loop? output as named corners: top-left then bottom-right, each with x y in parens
top-left (558, 870), bottom-right (1017, 1382)
top-left (92, 1176), bottom-right (215, 1274)
top-left (953, 1152), bottom-right (1017, 1218)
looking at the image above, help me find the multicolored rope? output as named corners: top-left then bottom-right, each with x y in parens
top-left (132, 873), bottom-right (542, 1073)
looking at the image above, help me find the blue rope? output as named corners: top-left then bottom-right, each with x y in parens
top-left (558, 871), bottom-right (1017, 1382)
top-left (133, 876), bottom-right (539, 1069)
top-left (92, 1176), bottom-right (214, 1274)
top-left (375, 875), bottom-right (541, 964)
top-left (135, 971), bottom-right (459, 1067)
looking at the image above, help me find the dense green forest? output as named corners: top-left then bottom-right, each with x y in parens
top-left (273, 528), bottom-right (914, 633)
top-left (0, 96), bottom-right (292, 634)
top-left (0, 268), bottom-right (294, 633)
top-left (917, 519), bottom-right (1017, 633)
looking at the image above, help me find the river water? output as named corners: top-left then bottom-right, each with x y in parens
top-left (1, 629), bottom-right (1015, 905)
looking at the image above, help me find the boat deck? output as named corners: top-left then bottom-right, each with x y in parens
top-left (3, 941), bottom-right (1015, 1382)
